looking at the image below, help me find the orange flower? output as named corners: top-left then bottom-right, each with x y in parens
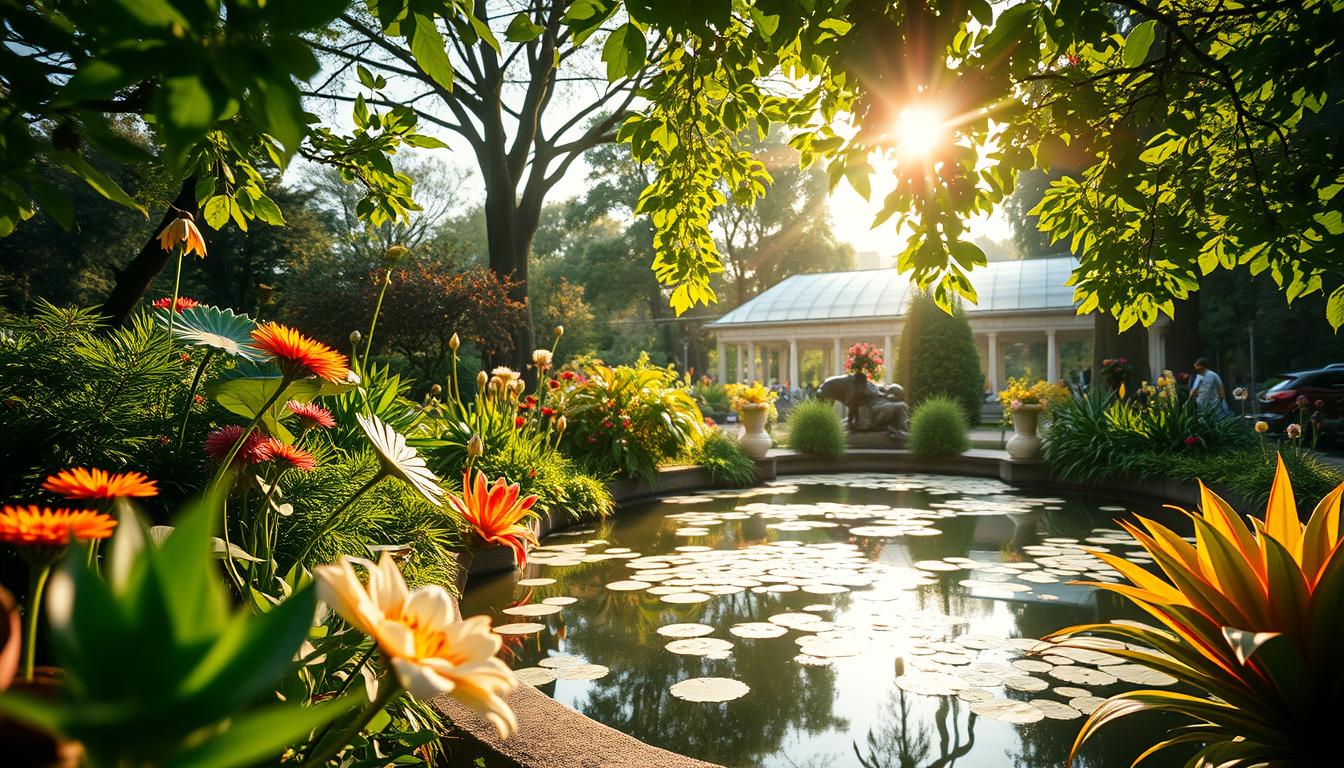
top-left (250, 322), bottom-right (350, 383)
top-left (42, 468), bottom-right (158, 500)
top-left (262, 439), bottom-right (316, 472)
top-left (447, 470), bottom-right (538, 568)
top-left (157, 213), bottom-right (207, 258)
top-left (0, 505), bottom-right (117, 547)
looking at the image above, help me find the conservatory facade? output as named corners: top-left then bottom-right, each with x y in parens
top-left (708, 255), bottom-right (1170, 392)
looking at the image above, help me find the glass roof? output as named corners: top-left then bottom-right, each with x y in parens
top-left (710, 256), bottom-right (1080, 327)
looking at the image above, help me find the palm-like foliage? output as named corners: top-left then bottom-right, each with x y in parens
top-left (1052, 455), bottom-right (1343, 767)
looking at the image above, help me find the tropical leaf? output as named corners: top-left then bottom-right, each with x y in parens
top-left (160, 305), bottom-right (260, 359)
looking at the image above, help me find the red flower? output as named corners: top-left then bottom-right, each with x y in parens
top-left (602, 419), bottom-right (615, 429)
top-left (548, 379), bottom-right (560, 390)
top-left (704, 416), bottom-right (716, 427)
top-left (287, 400), bottom-right (335, 430)
top-left (153, 296), bottom-right (200, 313)
top-left (525, 395), bottom-right (537, 406)
top-left (560, 371), bottom-right (576, 381)
top-left (1184, 436), bottom-right (1202, 447)
top-left (586, 436), bottom-right (597, 443)
top-left (194, 394), bottom-right (206, 405)
top-left (541, 407), bottom-right (556, 417)
top-left (517, 402), bottom-right (531, 412)
top-left (205, 425), bottom-right (272, 465)
top-left (262, 439), bottom-right (316, 472)
top-left (514, 416), bottom-right (526, 428)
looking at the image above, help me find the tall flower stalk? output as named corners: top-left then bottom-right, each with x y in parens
top-left (155, 213), bottom-right (207, 340)
top-left (360, 245), bottom-right (407, 371)
top-left (176, 348), bottom-right (215, 451)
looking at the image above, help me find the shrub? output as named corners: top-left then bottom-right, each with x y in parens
top-left (1129, 446), bottom-right (1342, 511)
top-left (908, 396), bottom-right (969, 457)
top-left (1053, 460), bottom-right (1342, 766)
top-left (556, 355), bottom-right (704, 482)
top-left (784, 398), bottom-right (846, 458)
top-left (897, 291), bottom-right (983, 423)
top-left (692, 429), bottom-right (757, 486)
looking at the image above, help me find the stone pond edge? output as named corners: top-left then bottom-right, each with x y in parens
top-left (438, 448), bottom-right (1215, 768)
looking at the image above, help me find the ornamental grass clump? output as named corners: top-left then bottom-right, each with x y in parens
top-left (1052, 455), bottom-right (1343, 767)
top-left (692, 429), bottom-right (758, 486)
top-left (908, 396), bottom-right (970, 458)
top-left (784, 398), bottom-right (846, 458)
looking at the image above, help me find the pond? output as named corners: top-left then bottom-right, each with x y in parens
top-left (461, 473), bottom-right (1192, 768)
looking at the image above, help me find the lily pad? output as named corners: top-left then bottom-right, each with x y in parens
top-left (494, 623), bottom-right (546, 635)
top-left (670, 677), bottom-right (750, 702)
top-left (970, 698), bottom-right (1046, 724)
top-left (657, 623), bottom-right (715, 638)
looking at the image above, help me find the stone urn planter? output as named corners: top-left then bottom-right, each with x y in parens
top-left (736, 404), bottom-right (772, 459)
top-left (1005, 403), bottom-right (1043, 461)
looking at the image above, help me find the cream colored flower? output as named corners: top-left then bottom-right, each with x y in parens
top-left (490, 366), bottom-right (520, 382)
top-left (531, 349), bottom-right (553, 369)
top-left (315, 553), bottom-right (518, 738)
top-left (357, 413), bottom-right (444, 505)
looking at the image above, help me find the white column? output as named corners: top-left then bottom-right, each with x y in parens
top-left (747, 342), bottom-right (757, 383)
top-left (882, 334), bottom-right (893, 384)
top-left (736, 345), bottom-right (745, 383)
top-left (716, 340), bottom-right (726, 384)
top-left (788, 339), bottom-right (799, 391)
top-left (833, 338), bottom-right (843, 376)
top-left (1046, 330), bottom-right (1059, 383)
top-left (986, 332), bottom-right (999, 393)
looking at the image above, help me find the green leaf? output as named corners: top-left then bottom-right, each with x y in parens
top-left (203, 195), bottom-right (231, 229)
top-left (251, 194), bottom-right (285, 226)
top-left (1122, 20), bottom-right (1157, 69)
top-left (505, 12), bottom-right (544, 42)
top-left (408, 13), bottom-right (454, 91)
top-left (404, 134), bottom-right (449, 149)
top-left (603, 23), bottom-right (646, 81)
top-left (206, 376), bottom-right (321, 442)
top-left (1327, 285), bottom-right (1344, 331)
top-left (163, 76), bottom-right (215, 133)
top-left (30, 177), bottom-right (74, 229)
top-left (55, 151), bottom-right (147, 216)
top-left (163, 696), bottom-right (360, 768)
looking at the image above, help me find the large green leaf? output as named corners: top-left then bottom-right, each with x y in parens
top-left (1122, 20), bottom-right (1158, 68)
top-left (207, 373), bottom-right (321, 442)
top-left (159, 304), bottom-right (259, 358)
top-left (163, 696), bottom-right (359, 768)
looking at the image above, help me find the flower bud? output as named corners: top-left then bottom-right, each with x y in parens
top-left (449, 333), bottom-right (460, 351)
top-left (384, 244), bottom-right (409, 266)
top-left (556, 415), bottom-right (567, 432)
top-left (349, 330), bottom-right (362, 345)
top-left (430, 383), bottom-right (442, 396)
top-left (467, 433), bottom-right (484, 457)
top-left (554, 325), bottom-right (564, 337)
top-left (1255, 421), bottom-right (1269, 434)
top-left (476, 371), bottom-right (488, 391)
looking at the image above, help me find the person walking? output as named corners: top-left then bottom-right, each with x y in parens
top-left (1190, 358), bottom-right (1228, 412)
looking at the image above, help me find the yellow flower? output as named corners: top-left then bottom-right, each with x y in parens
top-left (315, 553), bottom-right (518, 738)
top-left (156, 213), bottom-right (207, 258)
top-left (1255, 421), bottom-right (1269, 433)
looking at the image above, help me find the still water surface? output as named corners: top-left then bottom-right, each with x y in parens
top-left (461, 473), bottom-right (1192, 768)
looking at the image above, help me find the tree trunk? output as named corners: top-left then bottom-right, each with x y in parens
top-left (481, 171), bottom-right (536, 376)
top-left (1092, 312), bottom-right (1150, 394)
top-left (1163, 294), bottom-right (1202, 376)
top-left (99, 176), bottom-right (196, 326)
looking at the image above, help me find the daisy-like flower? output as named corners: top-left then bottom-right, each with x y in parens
top-left (0, 505), bottom-right (117, 548)
top-left (152, 296), bottom-right (200, 313)
top-left (205, 425), bottom-right (273, 465)
top-left (357, 414), bottom-right (444, 505)
top-left (490, 366), bottom-right (520, 388)
top-left (314, 553), bottom-right (518, 737)
top-left (262, 439), bottom-right (316, 472)
top-left (157, 212), bottom-right (207, 258)
top-left (447, 470), bottom-right (539, 568)
top-left (250, 322), bottom-right (350, 383)
top-left (287, 400), bottom-right (335, 430)
top-left (41, 468), bottom-right (158, 500)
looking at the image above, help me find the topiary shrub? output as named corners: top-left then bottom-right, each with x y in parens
top-left (784, 398), bottom-right (846, 458)
top-left (692, 429), bottom-right (757, 486)
top-left (908, 395), bottom-right (970, 458)
top-left (897, 291), bottom-right (983, 424)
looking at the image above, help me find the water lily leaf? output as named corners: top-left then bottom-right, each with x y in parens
top-left (160, 305), bottom-right (260, 359)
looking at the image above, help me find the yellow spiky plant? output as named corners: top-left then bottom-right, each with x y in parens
top-left (1051, 454), bottom-right (1342, 767)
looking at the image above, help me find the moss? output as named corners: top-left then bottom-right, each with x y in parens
top-left (784, 398), bottom-right (846, 458)
top-left (908, 396), bottom-right (970, 458)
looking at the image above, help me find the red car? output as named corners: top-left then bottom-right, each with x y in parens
top-left (1254, 365), bottom-right (1344, 431)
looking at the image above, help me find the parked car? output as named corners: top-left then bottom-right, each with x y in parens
top-left (1251, 366), bottom-right (1344, 433)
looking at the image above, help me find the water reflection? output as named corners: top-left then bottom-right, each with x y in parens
top-left (462, 474), bottom-right (1191, 768)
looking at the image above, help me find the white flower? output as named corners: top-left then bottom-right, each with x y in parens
top-left (531, 349), bottom-right (553, 369)
top-left (315, 554), bottom-right (518, 738)
top-left (357, 413), bottom-right (444, 505)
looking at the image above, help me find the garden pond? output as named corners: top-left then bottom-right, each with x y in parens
top-left (461, 473), bottom-right (1192, 768)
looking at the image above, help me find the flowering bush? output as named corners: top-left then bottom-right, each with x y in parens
top-left (845, 342), bottom-right (883, 378)
top-left (1099, 356), bottom-right (1131, 388)
top-left (553, 356), bottom-right (705, 483)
